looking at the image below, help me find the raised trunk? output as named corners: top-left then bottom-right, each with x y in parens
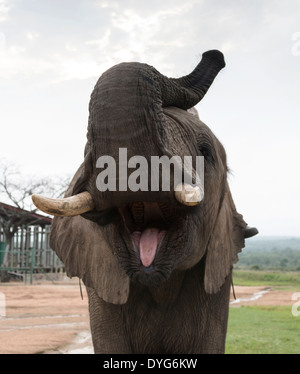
top-left (71, 51), bottom-right (225, 212)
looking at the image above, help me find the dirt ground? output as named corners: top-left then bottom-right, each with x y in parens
top-left (0, 278), bottom-right (297, 354)
top-left (0, 278), bottom-right (91, 354)
top-left (230, 285), bottom-right (296, 307)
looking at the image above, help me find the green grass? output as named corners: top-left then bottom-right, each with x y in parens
top-left (227, 270), bottom-right (300, 354)
top-left (226, 306), bottom-right (300, 354)
top-left (232, 269), bottom-right (300, 288)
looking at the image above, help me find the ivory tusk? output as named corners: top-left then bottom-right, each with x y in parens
top-left (174, 183), bottom-right (204, 206)
top-left (31, 191), bottom-right (95, 217)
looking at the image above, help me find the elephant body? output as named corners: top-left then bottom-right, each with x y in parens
top-left (87, 264), bottom-right (232, 354)
top-left (41, 51), bottom-right (255, 354)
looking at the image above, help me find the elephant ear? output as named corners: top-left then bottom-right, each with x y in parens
top-left (50, 165), bottom-right (130, 305)
top-left (204, 182), bottom-right (247, 294)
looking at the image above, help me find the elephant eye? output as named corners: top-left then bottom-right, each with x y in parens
top-left (199, 146), bottom-right (213, 162)
top-left (200, 148), bottom-right (209, 157)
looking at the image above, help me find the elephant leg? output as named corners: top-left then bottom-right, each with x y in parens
top-left (199, 273), bottom-right (232, 353)
top-left (86, 286), bottom-right (131, 354)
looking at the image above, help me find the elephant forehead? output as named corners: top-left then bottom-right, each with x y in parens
top-left (163, 106), bottom-right (227, 170)
top-left (163, 106), bottom-right (210, 137)
top-left (163, 107), bottom-right (202, 153)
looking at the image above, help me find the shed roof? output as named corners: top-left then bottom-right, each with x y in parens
top-left (0, 202), bottom-right (52, 227)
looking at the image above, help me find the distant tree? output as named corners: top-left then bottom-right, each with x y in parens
top-left (0, 161), bottom-right (70, 210)
top-left (280, 258), bottom-right (289, 269)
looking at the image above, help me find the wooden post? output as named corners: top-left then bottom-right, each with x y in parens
top-left (30, 248), bottom-right (34, 285)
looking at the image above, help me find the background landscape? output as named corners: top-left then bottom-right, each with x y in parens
top-left (226, 235), bottom-right (300, 354)
top-left (237, 236), bottom-right (300, 271)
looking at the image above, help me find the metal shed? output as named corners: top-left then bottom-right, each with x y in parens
top-left (0, 202), bottom-right (64, 282)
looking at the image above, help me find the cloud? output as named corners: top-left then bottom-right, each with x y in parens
top-left (86, 0), bottom-right (206, 74)
top-left (0, 0), bottom-right (275, 83)
top-left (55, 58), bottom-right (104, 81)
top-left (1, 0), bottom-right (299, 83)
top-left (0, 44), bottom-right (54, 80)
top-left (0, 0), bottom-right (10, 22)
top-left (26, 31), bottom-right (39, 40)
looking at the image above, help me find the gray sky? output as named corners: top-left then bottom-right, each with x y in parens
top-left (1, 0), bottom-right (300, 236)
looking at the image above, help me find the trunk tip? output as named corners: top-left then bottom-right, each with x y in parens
top-left (202, 50), bottom-right (225, 68)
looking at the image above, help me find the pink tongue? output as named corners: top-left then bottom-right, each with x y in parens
top-left (139, 228), bottom-right (165, 268)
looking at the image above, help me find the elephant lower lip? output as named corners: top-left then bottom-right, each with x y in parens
top-left (140, 263), bottom-right (155, 273)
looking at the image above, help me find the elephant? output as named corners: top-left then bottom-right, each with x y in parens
top-left (32, 50), bottom-right (258, 354)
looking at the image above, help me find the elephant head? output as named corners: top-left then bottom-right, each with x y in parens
top-left (33, 50), bottom-right (251, 304)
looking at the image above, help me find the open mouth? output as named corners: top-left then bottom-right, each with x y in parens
top-left (118, 202), bottom-right (178, 270)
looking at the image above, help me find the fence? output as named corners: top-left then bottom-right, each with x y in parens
top-left (0, 225), bottom-right (64, 283)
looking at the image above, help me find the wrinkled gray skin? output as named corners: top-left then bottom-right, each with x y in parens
top-left (50, 50), bottom-right (248, 354)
